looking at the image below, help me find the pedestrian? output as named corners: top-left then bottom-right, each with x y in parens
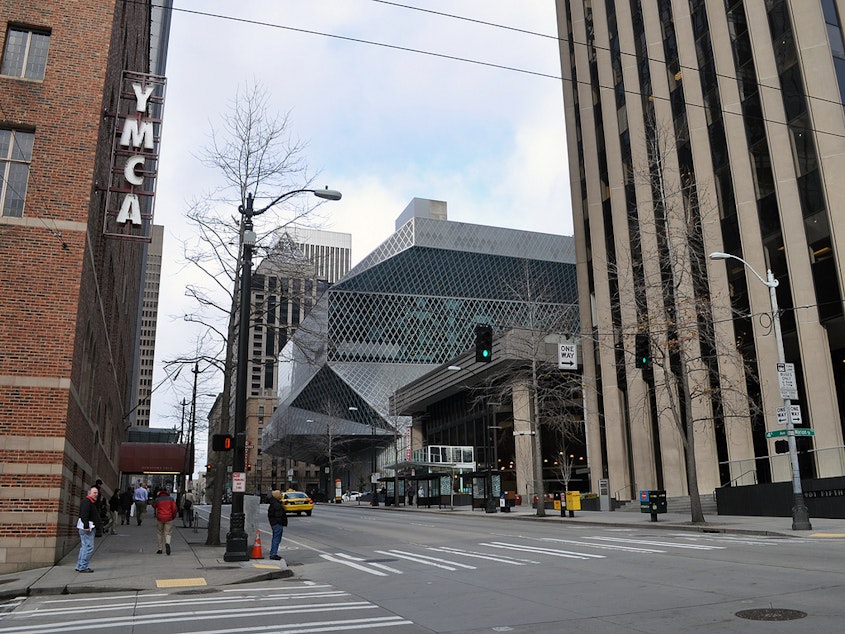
top-left (119, 487), bottom-right (133, 524)
top-left (407, 486), bottom-right (414, 505)
top-left (94, 479), bottom-right (108, 536)
top-left (152, 488), bottom-right (178, 555)
top-left (75, 486), bottom-right (100, 573)
top-left (108, 489), bottom-right (120, 534)
top-left (417, 485), bottom-right (424, 506)
top-left (181, 489), bottom-right (195, 527)
top-left (133, 480), bottom-right (148, 525)
top-left (267, 489), bottom-right (288, 560)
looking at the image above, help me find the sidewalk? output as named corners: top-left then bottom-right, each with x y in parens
top-left (0, 507), bottom-right (290, 602)
top-left (3, 502), bottom-right (844, 602)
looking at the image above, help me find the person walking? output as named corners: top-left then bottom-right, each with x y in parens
top-left (267, 490), bottom-right (288, 561)
top-left (119, 487), bottom-right (133, 525)
top-left (133, 481), bottom-right (148, 526)
top-left (152, 488), bottom-right (178, 555)
top-left (181, 489), bottom-right (195, 528)
top-left (108, 489), bottom-right (120, 534)
top-left (75, 486), bottom-right (100, 573)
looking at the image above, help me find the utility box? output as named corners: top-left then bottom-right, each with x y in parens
top-left (563, 490), bottom-right (581, 517)
top-left (639, 490), bottom-right (667, 521)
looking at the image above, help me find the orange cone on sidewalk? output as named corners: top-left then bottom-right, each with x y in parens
top-left (250, 530), bottom-right (263, 559)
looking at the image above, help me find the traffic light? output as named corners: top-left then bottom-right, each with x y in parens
top-left (247, 462), bottom-right (252, 471)
top-left (475, 324), bottom-right (493, 362)
top-left (212, 434), bottom-right (233, 451)
top-left (205, 463), bottom-right (213, 471)
top-left (635, 334), bottom-right (650, 368)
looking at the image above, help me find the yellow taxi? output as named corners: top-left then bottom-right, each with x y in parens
top-left (282, 490), bottom-right (314, 516)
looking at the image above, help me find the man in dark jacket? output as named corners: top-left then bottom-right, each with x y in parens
top-left (267, 490), bottom-right (288, 560)
top-left (75, 486), bottom-right (100, 572)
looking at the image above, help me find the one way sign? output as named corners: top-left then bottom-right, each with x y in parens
top-left (558, 343), bottom-right (578, 371)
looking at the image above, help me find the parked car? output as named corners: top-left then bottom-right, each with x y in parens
top-left (282, 490), bottom-right (314, 516)
top-left (342, 491), bottom-right (363, 501)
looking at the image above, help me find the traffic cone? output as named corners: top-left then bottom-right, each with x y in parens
top-left (250, 530), bottom-right (263, 559)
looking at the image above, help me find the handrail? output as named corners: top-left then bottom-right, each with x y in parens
top-left (719, 469), bottom-right (758, 488)
top-left (611, 483), bottom-right (635, 499)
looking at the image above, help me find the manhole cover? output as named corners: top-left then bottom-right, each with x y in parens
top-left (736, 608), bottom-right (807, 621)
top-left (175, 588), bottom-right (220, 596)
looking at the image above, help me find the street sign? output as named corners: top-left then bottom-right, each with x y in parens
top-left (232, 472), bottom-right (246, 493)
top-left (776, 405), bottom-right (801, 425)
top-left (558, 343), bottom-right (577, 370)
top-left (777, 362), bottom-right (799, 400)
top-left (766, 428), bottom-right (814, 438)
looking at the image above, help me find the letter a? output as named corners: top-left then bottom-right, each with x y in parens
top-left (116, 194), bottom-right (142, 225)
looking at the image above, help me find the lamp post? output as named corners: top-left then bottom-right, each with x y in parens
top-left (224, 187), bottom-right (341, 562)
top-left (709, 252), bottom-right (812, 530)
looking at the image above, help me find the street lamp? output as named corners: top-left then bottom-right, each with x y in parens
top-left (709, 251), bottom-right (812, 530)
top-left (224, 187), bottom-right (342, 562)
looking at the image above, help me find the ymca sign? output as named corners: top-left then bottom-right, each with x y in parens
top-left (103, 71), bottom-right (167, 242)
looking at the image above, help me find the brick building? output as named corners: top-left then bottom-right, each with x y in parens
top-left (0, 1), bottom-right (171, 572)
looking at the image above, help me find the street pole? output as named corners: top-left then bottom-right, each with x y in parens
top-left (224, 194), bottom-right (255, 562)
top-left (371, 421), bottom-right (379, 506)
top-left (709, 252), bottom-right (811, 530)
top-left (223, 187), bottom-right (341, 562)
top-left (766, 267), bottom-right (812, 530)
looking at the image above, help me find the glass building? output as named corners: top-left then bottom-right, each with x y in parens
top-left (263, 199), bottom-right (579, 494)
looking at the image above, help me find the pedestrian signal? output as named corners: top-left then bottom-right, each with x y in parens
top-left (212, 434), bottom-right (233, 451)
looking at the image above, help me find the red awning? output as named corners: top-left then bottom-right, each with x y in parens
top-left (119, 443), bottom-right (188, 474)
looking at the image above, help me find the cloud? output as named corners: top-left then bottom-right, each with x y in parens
top-left (149, 2), bottom-right (572, 459)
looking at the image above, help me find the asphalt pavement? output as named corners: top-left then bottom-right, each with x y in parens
top-left (3, 500), bottom-right (845, 602)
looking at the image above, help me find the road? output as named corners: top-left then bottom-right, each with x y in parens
top-left (3, 504), bottom-right (845, 632)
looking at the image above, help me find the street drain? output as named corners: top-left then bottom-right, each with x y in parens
top-left (735, 608), bottom-right (807, 621)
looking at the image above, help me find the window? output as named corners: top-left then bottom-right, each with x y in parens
top-left (1, 129), bottom-right (34, 217)
top-left (1, 27), bottom-right (50, 80)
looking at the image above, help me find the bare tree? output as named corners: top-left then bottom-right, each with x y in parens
top-left (614, 119), bottom-right (759, 524)
top-left (165, 81), bottom-right (322, 544)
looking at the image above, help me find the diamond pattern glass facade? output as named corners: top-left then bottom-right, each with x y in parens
top-left (264, 214), bottom-right (578, 459)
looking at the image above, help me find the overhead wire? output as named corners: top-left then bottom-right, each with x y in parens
top-left (149, 1), bottom-right (845, 142)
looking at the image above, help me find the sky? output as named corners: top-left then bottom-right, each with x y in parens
top-left (149, 1), bottom-right (573, 468)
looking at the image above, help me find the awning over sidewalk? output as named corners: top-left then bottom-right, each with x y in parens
top-left (119, 442), bottom-right (188, 474)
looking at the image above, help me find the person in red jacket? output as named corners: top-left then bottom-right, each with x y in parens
top-left (152, 488), bottom-right (178, 555)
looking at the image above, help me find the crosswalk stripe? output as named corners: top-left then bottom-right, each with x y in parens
top-left (480, 541), bottom-right (605, 560)
top-left (320, 554), bottom-right (388, 576)
top-left (540, 537), bottom-right (664, 553)
top-left (428, 546), bottom-right (534, 564)
top-left (375, 549), bottom-right (476, 570)
top-left (587, 536), bottom-right (725, 550)
top-left (332, 552), bottom-right (404, 574)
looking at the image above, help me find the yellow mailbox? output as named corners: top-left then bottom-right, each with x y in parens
top-left (565, 490), bottom-right (581, 511)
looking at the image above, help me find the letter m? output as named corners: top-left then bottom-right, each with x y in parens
top-left (120, 119), bottom-right (154, 150)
